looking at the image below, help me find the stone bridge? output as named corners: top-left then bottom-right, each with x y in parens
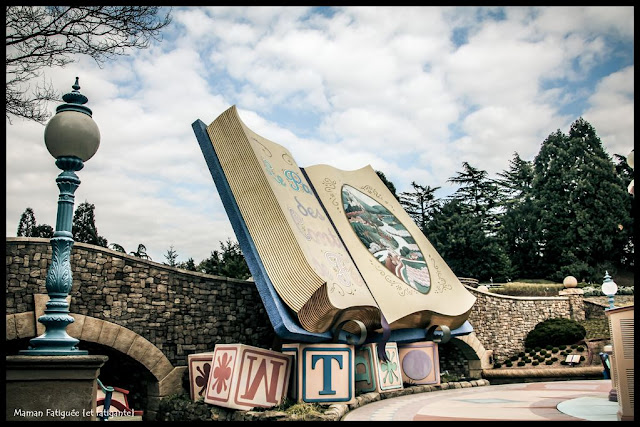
top-left (5, 237), bottom-right (585, 419)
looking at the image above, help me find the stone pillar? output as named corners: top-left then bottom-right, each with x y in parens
top-left (558, 288), bottom-right (585, 321)
top-left (6, 355), bottom-right (108, 421)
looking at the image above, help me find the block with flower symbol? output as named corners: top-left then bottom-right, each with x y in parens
top-left (281, 343), bottom-right (355, 404)
top-left (188, 352), bottom-right (215, 401)
top-left (354, 342), bottom-right (403, 393)
top-left (203, 344), bottom-right (292, 410)
top-left (397, 341), bottom-right (440, 385)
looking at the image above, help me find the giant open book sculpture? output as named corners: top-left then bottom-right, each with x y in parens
top-left (193, 106), bottom-right (475, 345)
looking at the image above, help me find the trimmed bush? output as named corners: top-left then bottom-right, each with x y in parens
top-left (561, 361), bottom-right (568, 365)
top-left (559, 345), bottom-right (567, 350)
top-left (552, 348), bottom-right (559, 353)
top-left (534, 347), bottom-right (541, 352)
top-left (560, 351), bottom-right (566, 356)
top-left (494, 363), bottom-right (502, 369)
top-left (577, 346), bottom-right (584, 352)
top-left (524, 318), bottom-right (586, 349)
top-left (518, 352), bottom-right (525, 358)
top-left (545, 345), bottom-right (553, 350)
top-left (540, 349), bottom-right (547, 355)
top-left (505, 361), bottom-right (513, 367)
top-left (551, 357), bottom-right (558, 362)
top-left (545, 360), bottom-right (553, 365)
top-left (511, 355), bottom-right (519, 361)
top-left (532, 361), bottom-right (539, 366)
top-left (580, 356), bottom-right (585, 361)
top-left (565, 348), bottom-right (572, 353)
top-left (529, 351), bottom-right (536, 356)
top-left (571, 344), bottom-right (578, 349)
top-left (517, 361), bottom-right (526, 366)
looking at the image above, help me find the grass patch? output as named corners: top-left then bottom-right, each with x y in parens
top-left (489, 282), bottom-right (564, 297)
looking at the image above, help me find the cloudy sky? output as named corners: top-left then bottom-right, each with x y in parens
top-left (6, 6), bottom-right (634, 265)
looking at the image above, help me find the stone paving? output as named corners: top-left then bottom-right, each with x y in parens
top-left (342, 379), bottom-right (618, 421)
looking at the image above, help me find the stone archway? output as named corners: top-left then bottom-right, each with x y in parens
top-left (449, 332), bottom-right (494, 378)
top-left (6, 308), bottom-right (186, 420)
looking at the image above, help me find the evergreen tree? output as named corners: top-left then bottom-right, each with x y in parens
top-left (399, 182), bottom-right (440, 232)
top-left (496, 153), bottom-right (541, 278)
top-left (163, 245), bottom-right (179, 267)
top-left (177, 257), bottom-right (197, 272)
top-left (72, 202), bottom-right (108, 247)
top-left (447, 162), bottom-right (501, 233)
top-left (532, 118), bottom-right (632, 282)
top-left (17, 207), bottom-right (54, 238)
top-left (425, 200), bottom-right (513, 282)
top-left (197, 239), bottom-right (250, 280)
top-left (17, 207), bottom-right (37, 237)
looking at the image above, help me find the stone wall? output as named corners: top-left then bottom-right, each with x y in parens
top-left (6, 237), bottom-right (587, 369)
top-left (466, 287), bottom-right (577, 361)
top-left (5, 237), bottom-right (275, 368)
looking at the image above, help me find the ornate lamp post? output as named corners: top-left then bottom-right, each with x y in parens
top-left (601, 271), bottom-right (618, 310)
top-left (21, 77), bottom-right (100, 355)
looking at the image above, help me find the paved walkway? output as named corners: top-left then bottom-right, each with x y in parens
top-left (342, 380), bottom-right (619, 421)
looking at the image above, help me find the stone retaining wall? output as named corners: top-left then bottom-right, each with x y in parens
top-left (466, 287), bottom-right (581, 361)
top-left (5, 237), bottom-right (275, 368)
top-left (6, 238), bottom-right (587, 370)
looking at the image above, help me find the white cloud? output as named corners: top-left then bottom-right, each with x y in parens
top-left (6, 6), bottom-right (634, 263)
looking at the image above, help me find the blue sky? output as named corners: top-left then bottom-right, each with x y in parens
top-left (6, 6), bottom-right (634, 264)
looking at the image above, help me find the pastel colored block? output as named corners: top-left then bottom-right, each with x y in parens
top-left (397, 341), bottom-right (440, 385)
top-left (281, 343), bottom-right (355, 404)
top-left (355, 342), bottom-right (404, 393)
top-left (204, 344), bottom-right (292, 410)
top-left (188, 352), bottom-right (215, 401)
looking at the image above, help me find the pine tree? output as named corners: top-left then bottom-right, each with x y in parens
top-left (532, 118), bottom-right (632, 282)
top-left (496, 153), bottom-right (541, 278)
top-left (375, 170), bottom-right (399, 200)
top-left (197, 240), bottom-right (250, 280)
top-left (17, 207), bottom-right (37, 237)
top-left (399, 182), bottom-right (440, 232)
top-left (72, 201), bottom-right (108, 247)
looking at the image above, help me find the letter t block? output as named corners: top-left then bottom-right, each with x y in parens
top-left (203, 344), bottom-right (292, 410)
top-left (281, 343), bottom-right (355, 404)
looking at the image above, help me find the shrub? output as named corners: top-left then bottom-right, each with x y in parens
top-left (577, 346), bottom-right (584, 352)
top-left (580, 356), bottom-right (585, 361)
top-left (561, 361), bottom-right (568, 365)
top-left (552, 348), bottom-right (559, 353)
top-left (511, 355), bottom-right (519, 361)
top-left (538, 356), bottom-right (546, 362)
top-left (545, 345), bottom-right (553, 350)
top-left (560, 351), bottom-right (566, 356)
top-left (559, 345), bottom-right (567, 350)
top-left (545, 360), bottom-right (553, 365)
top-left (571, 344), bottom-right (578, 349)
top-left (518, 352), bottom-right (525, 358)
top-left (545, 353), bottom-right (552, 358)
top-left (565, 348), bottom-right (572, 353)
top-left (534, 347), bottom-right (541, 352)
top-left (540, 349), bottom-right (547, 355)
top-left (529, 351), bottom-right (536, 356)
top-left (525, 348), bottom-right (532, 353)
top-left (494, 363), bottom-right (502, 369)
top-left (551, 357), bottom-right (558, 362)
top-left (517, 361), bottom-right (525, 366)
top-left (505, 361), bottom-right (513, 367)
top-left (532, 361), bottom-right (539, 366)
top-left (524, 318), bottom-right (586, 349)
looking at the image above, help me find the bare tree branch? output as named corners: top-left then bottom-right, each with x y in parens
top-left (6, 6), bottom-right (172, 124)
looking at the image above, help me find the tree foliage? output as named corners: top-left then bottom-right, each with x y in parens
top-left (16, 207), bottom-right (54, 238)
top-left (532, 118), bottom-right (632, 282)
top-left (399, 182), bottom-right (440, 232)
top-left (197, 240), bottom-right (251, 280)
top-left (6, 6), bottom-right (171, 123)
top-left (72, 201), bottom-right (108, 247)
top-left (375, 170), bottom-right (399, 200)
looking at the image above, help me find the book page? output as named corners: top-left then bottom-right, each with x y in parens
top-left (303, 164), bottom-right (476, 330)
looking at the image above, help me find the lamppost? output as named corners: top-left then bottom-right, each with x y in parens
top-left (601, 271), bottom-right (618, 310)
top-left (21, 77), bottom-right (100, 355)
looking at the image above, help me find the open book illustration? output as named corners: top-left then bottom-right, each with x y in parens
top-left (193, 106), bottom-right (475, 344)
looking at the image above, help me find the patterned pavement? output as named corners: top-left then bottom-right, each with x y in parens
top-left (342, 380), bottom-right (619, 421)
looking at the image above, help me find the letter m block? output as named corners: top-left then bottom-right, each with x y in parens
top-left (281, 343), bottom-right (355, 404)
top-left (203, 344), bottom-right (292, 410)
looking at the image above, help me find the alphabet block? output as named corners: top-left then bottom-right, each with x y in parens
top-left (188, 352), bottom-right (215, 401)
top-left (281, 343), bottom-right (355, 404)
top-left (397, 341), bottom-right (440, 385)
top-left (355, 342), bottom-right (403, 393)
top-left (203, 344), bottom-right (292, 410)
